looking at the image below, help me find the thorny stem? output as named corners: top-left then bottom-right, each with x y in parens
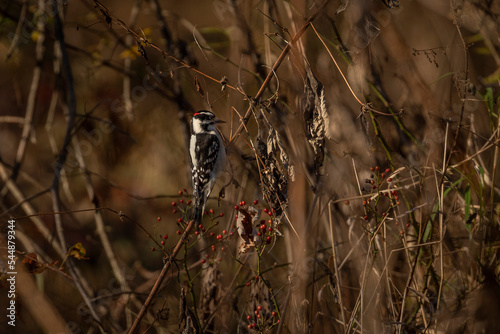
top-left (256, 245), bottom-right (282, 319)
top-left (183, 243), bottom-right (202, 330)
top-left (128, 219), bottom-right (196, 334)
top-left (367, 109), bottom-right (394, 164)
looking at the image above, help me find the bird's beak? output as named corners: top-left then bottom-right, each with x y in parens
top-left (215, 118), bottom-right (226, 124)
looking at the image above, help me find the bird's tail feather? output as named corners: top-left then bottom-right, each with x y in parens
top-left (192, 197), bottom-right (205, 224)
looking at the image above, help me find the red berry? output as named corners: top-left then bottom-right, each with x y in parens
top-left (364, 216), bottom-right (368, 220)
top-left (387, 178), bottom-right (392, 182)
top-left (180, 199), bottom-right (184, 204)
top-left (219, 213), bottom-right (224, 217)
top-left (223, 230), bottom-right (227, 234)
top-left (375, 166), bottom-right (379, 170)
top-left (183, 188), bottom-right (187, 193)
top-left (385, 168), bottom-right (391, 173)
top-left (194, 231), bottom-right (199, 236)
top-left (344, 200), bottom-right (349, 205)
top-left (253, 200), bottom-right (258, 205)
top-left (268, 211), bottom-right (272, 216)
top-left (210, 232), bottom-right (214, 237)
top-left (198, 224), bottom-right (203, 229)
top-left (217, 235), bottom-right (222, 240)
top-left (260, 224), bottom-right (266, 230)
top-left (178, 218), bottom-right (183, 223)
top-left (209, 208), bottom-right (214, 214)
top-left (201, 259), bottom-right (206, 264)
top-left (257, 232), bottom-right (262, 236)
top-left (268, 227), bottom-right (273, 232)
top-left (172, 202), bottom-right (177, 207)
top-left (257, 306), bottom-right (262, 311)
top-left (246, 282), bottom-right (251, 287)
top-left (272, 311), bottom-right (277, 317)
top-left (240, 201), bottom-right (246, 206)
top-left (254, 310), bottom-right (259, 315)
top-left (187, 200), bottom-right (192, 205)
top-left (163, 234), bottom-right (168, 239)
top-left (176, 230), bottom-right (182, 235)
top-left (268, 220), bottom-right (272, 224)
top-left (161, 240), bottom-right (165, 245)
top-left (247, 315), bottom-right (252, 320)
top-left (263, 208), bottom-right (268, 213)
top-left (234, 205), bottom-right (239, 210)
top-left (157, 217), bottom-right (161, 221)
top-left (178, 190), bottom-right (183, 196)
top-left (172, 209), bottom-right (178, 214)
top-left (363, 200), bottom-right (367, 205)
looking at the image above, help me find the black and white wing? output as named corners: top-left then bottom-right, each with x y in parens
top-left (190, 132), bottom-right (221, 221)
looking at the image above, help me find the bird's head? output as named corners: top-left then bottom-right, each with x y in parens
top-left (191, 110), bottom-right (224, 134)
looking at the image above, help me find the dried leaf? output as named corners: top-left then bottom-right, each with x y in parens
top-left (304, 67), bottom-right (329, 174)
top-left (267, 128), bottom-right (295, 181)
top-left (236, 205), bottom-right (261, 253)
top-left (179, 287), bottom-right (200, 334)
top-left (220, 76), bottom-right (228, 92)
top-left (256, 136), bottom-right (288, 217)
top-left (22, 253), bottom-right (58, 274)
top-left (199, 264), bottom-right (221, 329)
top-left (68, 242), bottom-right (89, 260)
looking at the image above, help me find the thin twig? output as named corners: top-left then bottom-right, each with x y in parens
top-left (128, 219), bottom-right (196, 333)
top-left (228, 0), bottom-right (330, 146)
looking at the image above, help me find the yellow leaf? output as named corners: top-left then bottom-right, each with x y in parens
top-left (68, 242), bottom-right (89, 260)
top-left (142, 27), bottom-right (152, 37)
top-left (120, 48), bottom-right (140, 60)
top-left (31, 31), bottom-right (39, 42)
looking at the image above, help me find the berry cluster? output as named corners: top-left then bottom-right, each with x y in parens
top-left (358, 167), bottom-right (412, 237)
top-left (234, 199), bottom-right (280, 247)
top-left (151, 189), bottom-right (230, 253)
top-left (246, 304), bottom-right (280, 331)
